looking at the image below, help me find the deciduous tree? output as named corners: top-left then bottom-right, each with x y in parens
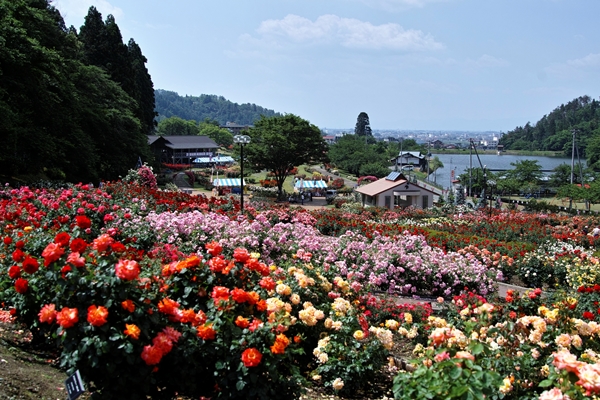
top-left (245, 114), bottom-right (328, 200)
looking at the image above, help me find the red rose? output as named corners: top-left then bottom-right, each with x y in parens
top-left (54, 232), bottom-right (71, 247)
top-left (233, 248), bottom-right (250, 263)
top-left (15, 278), bottom-right (28, 294)
top-left (69, 238), bottom-right (88, 253)
top-left (205, 241), bottom-right (222, 256)
top-left (75, 215), bottom-right (91, 229)
top-left (583, 311), bottom-right (595, 320)
top-left (22, 256), bottom-right (39, 274)
top-left (12, 249), bottom-right (24, 262)
top-left (115, 259), bottom-right (140, 281)
top-left (141, 345), bottom-right (163, 366)
top-left (8, 265), bottom-right (21, 279)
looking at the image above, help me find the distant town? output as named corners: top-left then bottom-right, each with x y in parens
top-left (321, 128), bottom-right (504, 150)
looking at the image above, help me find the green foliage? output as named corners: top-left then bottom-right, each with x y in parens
top-left (359, 162), bottom-right (391, 178)
top-left (505, 160), bottom-right (543, 184)
top-left (354, 112), bottom-right (372, 137)
top-left (328, 135), bottom-right (395, 177)
top-left (156, 116), bottom-right (200, 136)
top-left (155, 90), bottom-right (282, 126)
top-left (392, 344), bottom-right (503, 400)
top-left (198, 122), bottom-right (233, 147)
top-left (245, 114), bottom-right (328, 199)
top-left (498, 95), bottom-right (600, 169)
top-left (0, 0), bottom-right (153, 183)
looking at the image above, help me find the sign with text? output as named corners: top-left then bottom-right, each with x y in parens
top-left (65, 370), bottom-right (85, 400)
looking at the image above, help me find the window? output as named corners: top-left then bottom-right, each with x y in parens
top-left (422, 195), bottom-right (429, 209)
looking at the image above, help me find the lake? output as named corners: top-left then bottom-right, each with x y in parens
top-left (428, 153), bottom-right (581, 190)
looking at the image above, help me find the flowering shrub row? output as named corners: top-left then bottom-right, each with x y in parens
top-left (393, 287), bottom-right (600, 399)
top-left (1, 181), bottom-right (599, 399)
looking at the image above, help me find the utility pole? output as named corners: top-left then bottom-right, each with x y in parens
top-left (570, 129), bottom-right (575, 210)
top-left (469, 139), bottom-right (473, 198)
top-left (426, 140), bottom-right (431, 181)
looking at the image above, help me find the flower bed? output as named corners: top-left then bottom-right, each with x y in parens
top-left (0, 181), bottom-right (599, 399)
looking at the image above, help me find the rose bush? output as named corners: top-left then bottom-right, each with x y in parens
top-left (1, 182), bottom-right (599, 399)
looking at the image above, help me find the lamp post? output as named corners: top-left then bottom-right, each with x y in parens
top-left (233, 134), bottom-right (251, 214)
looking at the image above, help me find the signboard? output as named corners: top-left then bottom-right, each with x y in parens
top-left (65, 370), bottom-right (85, 400)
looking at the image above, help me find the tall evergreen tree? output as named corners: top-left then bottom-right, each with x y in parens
top-left (79, 8), bottom-right (136, 103)
top-left (128, 39), bottom-right (156, 134)
top-left (354, 112), bottom-right (372, 137)
top-left (0, 0), bottom-right (152, 183)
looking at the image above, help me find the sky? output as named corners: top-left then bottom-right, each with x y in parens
top-left (51, 0), bottom-right (600, 132)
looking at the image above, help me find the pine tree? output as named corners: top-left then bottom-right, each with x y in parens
top-left (128, 39), bottom-right (157, 134)
top-left (354, 112), bottom-right (372, 137)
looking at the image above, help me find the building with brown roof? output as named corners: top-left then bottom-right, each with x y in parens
top-left (148, 135), bottom-right (219, 164)
top-left (355, 171), bottom-right (438, 209)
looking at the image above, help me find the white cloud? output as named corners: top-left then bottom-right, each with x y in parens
top-left (465, 55), bottom-right (510, 68)
top-left (566, 53), bottom-right (600, 68)
top-left (51, 0), bottom-right (123, 27)
top-left (545, 53), bottom-right (600, 78)
top-left (254, 14), bottom-right (443, 51)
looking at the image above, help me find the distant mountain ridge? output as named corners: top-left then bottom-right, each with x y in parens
top-left (154, 89), bottom-right (282, 126)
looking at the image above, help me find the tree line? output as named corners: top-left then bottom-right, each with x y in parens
top-left (499, 95), bottom-right (600, 170)
top-left (0, 0), bottom-right (154, 184)
top-left (155, 90), bottom-right (282, 126)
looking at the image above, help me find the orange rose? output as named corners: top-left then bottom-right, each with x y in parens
top-left (38, 304), bottom-right (57, 324)
top-left (124, 324), bottom-right (141, 340)
top-left (241, 347), bottom-right (262, 367)
top-left (121, 299), bottom-right (135, 313)
top-left (87, 305), bottom-right (109, 327)
top-left (197, 323), bottom-right (217, 340)
top-left (56, 307), bottom-right (79, 329)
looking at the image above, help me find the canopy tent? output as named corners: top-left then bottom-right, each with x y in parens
top-left (193, 155), bottom-right (235, 164)
top-left (295, 180), bottom-right (327, 189)
top-left (213, 178), bottom-right (246, 187)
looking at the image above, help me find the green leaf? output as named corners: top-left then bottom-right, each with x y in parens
top-left (449, 385), bottom-right (468, 397)
top-left (538, 379), bottom-right (553, 388)
top-left (236, 380), bottom-right (246, 391)
top-left (449, 367), bottom-right (462, 380)
top-left (470, 342), bottom-right (484, 355)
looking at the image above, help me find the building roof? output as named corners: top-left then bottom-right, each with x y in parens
top-left (356, 178), bottom-right (409, 196)
top-left (356, 176), bottom-right (438, 197)
top-left (398, 151), bottom-right (424, 159)
top-left (148, 135), bottom-right (219, 149)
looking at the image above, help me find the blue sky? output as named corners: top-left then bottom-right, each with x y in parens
top-left (52, 0), bottom-right (600, 132)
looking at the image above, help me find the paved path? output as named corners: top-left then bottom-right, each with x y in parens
top-left (309, 165), bottom-right (357, 189)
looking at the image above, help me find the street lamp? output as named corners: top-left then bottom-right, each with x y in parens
top-left (233, 134), bottom-right (251, 214)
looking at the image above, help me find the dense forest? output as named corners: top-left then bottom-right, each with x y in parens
top-left (154, 90), bottom-right (281, 126)
top-left (0, 0), bottom-right (154, 184)
top-left (499, 96), bottom-right (600, 169)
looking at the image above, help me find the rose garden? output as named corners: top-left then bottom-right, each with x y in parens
top-left (0, 172), bottom-right (599, 399)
